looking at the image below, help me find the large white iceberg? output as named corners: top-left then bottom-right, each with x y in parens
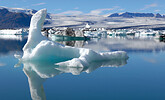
top-left (22, 9), bottom-right (128, 67)
top-left (16, 9), bottom-right (129, 100)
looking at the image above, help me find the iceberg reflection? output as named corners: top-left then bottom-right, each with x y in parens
top-left (84, 37), bottom-right (165, 53)
top-left (21, 58), bottom-right (127, 100)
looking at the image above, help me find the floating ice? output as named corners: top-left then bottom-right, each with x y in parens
top-left (22, 9), bottom-right (128, 68)
top-left (0, 29), bottom-right (28, 35)
top-left (17, 9), bottom-right (128, 100)
top-left (85, 23), bottom-right (91, 29)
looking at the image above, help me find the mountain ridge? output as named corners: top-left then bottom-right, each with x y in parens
top-left (0, 6), bottom-right (165, 29)
top-left (0, 8), bottom-right (32, 29)
top-left (0, 7), bottom-right (51, 29)
top-left (108, 12), bottom-right (165, 18)
top-left (0, 6), bottom-right (37, 15)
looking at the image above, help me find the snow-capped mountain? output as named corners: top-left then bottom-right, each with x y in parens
top-left (108, 12), bottom-right (165, 18)
top-left (0, 7), bottom-right (51, 29)
top-left (0, 6), bottom-right (50, 18)
top-left (45, 13), bottom-right (165, 29)
top-left (0, 8), bottom-right (32, 29)
top-left (0, 6), bottom-right (37, 15)
top-left (1, 6), bottom-right (165, 29)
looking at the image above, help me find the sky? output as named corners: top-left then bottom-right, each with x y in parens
top-left (0, 0), bottom-right (165, 15)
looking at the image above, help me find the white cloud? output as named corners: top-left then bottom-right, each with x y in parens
top-left (141, 3), bottom-right (158, 10)
top-left (74, 7), bottom-right (79, 10)
top-left (119, 9), bottom-right (125, 11)
top-left (32, 2), bottom-right (46, 6)
top-left (54, 6), bottom-right (124, 16)
top-left (56, 10), bottom-right (83, 15)
top-left (87, 6), bottom-right (123, 15)
top-left (54, 9), bottom-right (62, 12)
top-left (88, 8), bottom-right (114, 15)
top-left (154, 9), bottom-right (161, 12)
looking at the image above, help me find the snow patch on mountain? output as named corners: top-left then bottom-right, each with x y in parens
top-left (0, 6), bottom-right (37, 15)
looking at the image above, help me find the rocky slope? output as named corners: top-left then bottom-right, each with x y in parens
top-left (0, 8), bottom-right (32, 29)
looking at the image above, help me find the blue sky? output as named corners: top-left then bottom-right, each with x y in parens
top-left (0, 0), bottom-right (165, 15)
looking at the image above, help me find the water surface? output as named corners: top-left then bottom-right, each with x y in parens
top-left (0, 35), bottom-right (165, 100)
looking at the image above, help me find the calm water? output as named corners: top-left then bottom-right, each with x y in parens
top-left (0, 35), bottom-right (165, 100)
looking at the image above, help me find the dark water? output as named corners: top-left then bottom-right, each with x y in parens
top-left (0, 35), bottom-right (165, 100)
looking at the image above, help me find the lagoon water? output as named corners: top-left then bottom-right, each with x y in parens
top-left (0, 35), bottom-right (165, 100)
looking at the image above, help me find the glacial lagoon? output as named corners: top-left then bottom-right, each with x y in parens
top-left (0, 35), bottom-right (165, 100)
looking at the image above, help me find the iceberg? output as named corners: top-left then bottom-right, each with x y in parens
top-left (0, 28), bottom-right (28, 35)
top-left (15, 9), bottom-right (129, 100)
top-left (21, 9), bottom-right (128, 67)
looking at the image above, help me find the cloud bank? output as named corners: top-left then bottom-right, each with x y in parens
top-left (32, 2), bottom-right (46, 6)
top-left (141, 3), bottom-right (158, 10)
